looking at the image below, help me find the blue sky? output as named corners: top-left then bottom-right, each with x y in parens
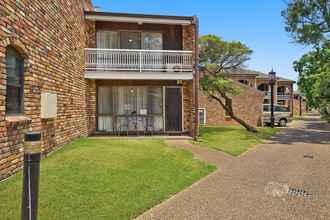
top-left (92, 0), bottom-right (309, 82)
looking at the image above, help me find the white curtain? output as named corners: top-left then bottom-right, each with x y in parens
top-left (97, 87), bottom-right (113, 132)
top-left (98, 86), bottom-right (164, 133)
top-left (97, 31), bottom-right (119, 49)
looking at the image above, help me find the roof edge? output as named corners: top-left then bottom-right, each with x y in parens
top-left (84, 11), bottom-right (195, 21)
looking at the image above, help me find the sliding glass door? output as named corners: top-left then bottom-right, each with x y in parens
top-left (97, 86), bottom-right (164, 133)
top-left (97, 31), bottom-right (163, 50)
top-left (120, 32), bottom-right (141, 49)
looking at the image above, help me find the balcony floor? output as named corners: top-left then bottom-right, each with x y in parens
top-left (85, 71), bottom-right (194, 80)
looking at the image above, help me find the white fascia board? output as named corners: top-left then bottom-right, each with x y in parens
top-left (85, 15), bottom-right (192, 25)
top-left (85, 71), bottom-right (194, 80)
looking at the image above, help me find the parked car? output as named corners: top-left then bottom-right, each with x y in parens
top-left (263, 104), bottom-right (292, 127)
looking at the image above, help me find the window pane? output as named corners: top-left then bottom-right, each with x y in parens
top-left (198, 109), bottom-right (205, 125)
top-left (120, 32), bottom-right (141, 49)
top-left (279, 106), bottom-right (289, 112)
top-left (148, 87), bottom-right (163, 114)
top-left (97, 31), bottom-right (119, 49)
top-left (238, 80), bottom-right (249, 85)
top-left (142, 32), bottom-right (163, 50)
top-left (6, 47), bottom-right (23, 114)
top-left (6, 86), bottom-right (22, 114)
top-left (263, 105), bottom-right (269, 112)
top-left (97, 86), bottom-right (164, 133)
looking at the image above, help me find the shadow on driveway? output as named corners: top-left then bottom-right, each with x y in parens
top-left (267, 118), bottom-right (330, 145)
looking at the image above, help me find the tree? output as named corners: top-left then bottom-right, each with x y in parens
top-left (282, 0), bottom-right (330, 46)
top-left (319, 76), bottom-right (330, 122)
top-left (293, 44), bottom-right (330, 108)
top-left (283, 0), bottom-right (330, 121)
top-left (199, 35), bottom-right (258, 133)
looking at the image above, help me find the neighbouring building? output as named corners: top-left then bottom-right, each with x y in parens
top-left (293, 91), bottom-right (308, 116)
top-left (198, 69), bottom-right (295, 127)
top-left (255, 71), bottom-right (295, 114)
top-left (0, 1), bottom-right (199, 180)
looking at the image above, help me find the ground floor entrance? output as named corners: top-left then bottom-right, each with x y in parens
top-left (97, 85), bottom-right (183, 134)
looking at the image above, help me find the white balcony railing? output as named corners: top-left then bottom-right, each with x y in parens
top-left (277, 94), bottom-right (291, 100)
top-left (85, 48), bottom-right (193, 72)
top-left (263, 92), bottom-right (290, 100)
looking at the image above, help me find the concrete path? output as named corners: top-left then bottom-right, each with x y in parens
top-left (136, 116), bottom-right (330, 220)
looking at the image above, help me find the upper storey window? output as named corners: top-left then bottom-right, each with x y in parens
top-left (97, 31), bottom-right (163, 50)
top-left (5, 47), bottom-right (24, 115)
top-left (238, 79), bottom-right (249, 86)
top-left (142, 32), bottom-right (162, 50)
top-left (97, 31), bottom-right (119, 49)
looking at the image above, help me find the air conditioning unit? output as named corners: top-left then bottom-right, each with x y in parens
top-left (166, 64), bottom-right (181, 72)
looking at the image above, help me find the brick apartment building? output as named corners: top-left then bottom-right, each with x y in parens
top-left (198, 69), bottom-right (296, 127)
top-left (0, 1), bottom-right (199, 180)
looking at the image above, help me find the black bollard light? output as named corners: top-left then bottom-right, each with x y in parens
top-left (21, 132), bottom-right (42, 220)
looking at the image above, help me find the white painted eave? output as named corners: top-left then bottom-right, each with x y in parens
top-left (85, 15), bottom-right (193, 25)
top-left (85, 71), bottom-right (194, 80)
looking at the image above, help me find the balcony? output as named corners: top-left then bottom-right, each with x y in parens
top-left (84, 48), bottom-right (194, 80)
top-left (277, 94), bottom-right (290, 100)
top-left (263, 92), bottom-right (290, 100)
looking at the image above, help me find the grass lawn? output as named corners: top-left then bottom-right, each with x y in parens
top-left (0, 138), bottom-right (215, 220)
top-left (196, 126), bottom-right (280, 156)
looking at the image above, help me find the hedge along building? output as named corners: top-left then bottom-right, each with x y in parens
top-left (0, 1), bottom-right (199, 180)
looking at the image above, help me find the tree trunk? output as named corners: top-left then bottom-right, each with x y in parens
top-left (210, 94), bottom-right (259, 133)
top-left (228, 113), bottom-right (258, 133)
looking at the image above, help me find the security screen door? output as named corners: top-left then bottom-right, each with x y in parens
top-left (165, 87), bottom-right (182, 132)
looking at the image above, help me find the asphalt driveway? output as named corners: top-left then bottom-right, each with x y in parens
top-left (136, 116), bottom-right (330, 220)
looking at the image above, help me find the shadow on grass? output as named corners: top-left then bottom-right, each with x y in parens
top-left (197, 126), bottom-right (280, 156)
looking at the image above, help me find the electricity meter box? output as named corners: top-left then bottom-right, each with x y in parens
top-left (40, 92), bottom-right (57, 119)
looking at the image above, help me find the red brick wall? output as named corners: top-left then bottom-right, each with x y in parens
top-left (199, 82), bottom-right (265, 127)
top-left (182, 80), bottom-right (194, 134)
top-left (182, 24), bottom-right (197, 136)
top-left (293, 98), bottom-right (308, 116)
top-left (0, 0), bottom-right (93, 180)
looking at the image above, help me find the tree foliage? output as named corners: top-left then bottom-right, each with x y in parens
top-left (319, 76), bottom-right (330, 121)
top-left (199, 35), bottom-right (252, 72)
top-left (293, 44), bottom-right (330, 108)
top-left (283, 0), bottom-right (330, 121)
top-left (282, 0), bottom-right (330, 46)
top-left (199, 35), bottom-right (258, 132)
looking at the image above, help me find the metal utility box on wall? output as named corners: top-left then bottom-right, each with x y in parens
top-left (41, 93), bottom-right (57, 119)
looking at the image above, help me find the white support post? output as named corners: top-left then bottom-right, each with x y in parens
top-left (139, 51), bottom-right (142, 72)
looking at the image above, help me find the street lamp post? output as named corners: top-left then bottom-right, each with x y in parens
top-left (269, 70), bottom-right (276, 128)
